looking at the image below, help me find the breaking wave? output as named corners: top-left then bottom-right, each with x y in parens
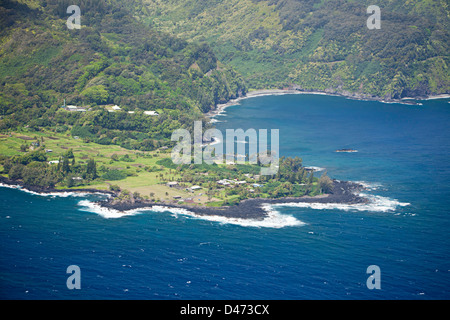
top-left (353, 181), bottom-right (385, 191)
top-left (2, 181), bottom-right (410, 228)
top-left (267, 193), bottom-right (410, 213)
top-left (77, 200), bottom-right (304, 228)
top-left (0, 182), bottom-right (109, 198)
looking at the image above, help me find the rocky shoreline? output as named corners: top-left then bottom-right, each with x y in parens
top-left (205, 88), bottom-right (449, 121)
top-left (97, 180), bottom-right (367, 220)
top-left (1, 175), bottom-right (367, 221)
top-left (0, 176), bottom-right (115, 196)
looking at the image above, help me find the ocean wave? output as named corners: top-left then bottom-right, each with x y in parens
top-left (268, 193), bottom-right (410, 213)
top-left (78, 200), bottom-right (141, 218)
top-left (353, 181), bottom-right (384, 191)
top-left (77, 200), bottom-right (304, 228)
top-left (0, 182), bottom-right (110, 198)
top-left (0, 182), bottom-right (22, 190)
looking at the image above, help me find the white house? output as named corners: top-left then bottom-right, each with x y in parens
top-left (65, 105), bottom-right (86, 112)
top-left (217, 179), bottom-right (231, 186)
top-left (167, 181), bottom-right (179, 187)
top-left (112, 105), bottom-right (121, 110)
top-left (190, 185), bottom-right (202, 191)
top-left (144, 111), bottom-right (159, 116)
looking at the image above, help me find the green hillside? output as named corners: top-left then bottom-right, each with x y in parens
top-left (0, 0), bottom-right (246, 142)
top-left (129, 0), bottom-right (450, 99)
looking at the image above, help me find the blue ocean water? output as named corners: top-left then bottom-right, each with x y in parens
top-left (1, 94), bottom-right (449, 299)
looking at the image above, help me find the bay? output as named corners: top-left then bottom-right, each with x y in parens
top-left (1, 94), bottom-right (449, 299)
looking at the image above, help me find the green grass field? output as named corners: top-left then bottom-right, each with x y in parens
top-left (1, 129), bottom-right (220, 204)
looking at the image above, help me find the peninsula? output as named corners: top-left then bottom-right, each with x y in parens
top-left (0, 128), bottom-right (367, 220)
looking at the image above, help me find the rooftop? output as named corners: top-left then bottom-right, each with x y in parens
top-left (144, 111), bottom-right (159, 116)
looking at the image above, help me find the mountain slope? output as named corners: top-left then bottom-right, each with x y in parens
top-left (0, 0), bottom-right (246, 134)
top-left (130, 0), bottom-right (449, 99)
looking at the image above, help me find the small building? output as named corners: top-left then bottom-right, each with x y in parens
top-left (252, 183), bottom-right (263, 188)
top-left (144, 111), bottom-right (159, 116)
top-left (173, 196), bottom-right (182, 200)
top-left (190, 185), bottom-right (202, 191)
top-left (112, 105), bottom-right (121, 110)
top-left (217, 179), bottom-right (231, 186)
top-left (65, 105), bottom-right (86, 112)
top-left (45, 149), bottom-right (53, 153)
top-left (167, 181), bottom-right (179, 187)
top-left (235, 180), bottom-right (247, 185)
top-left (72, 177), bottom-right (83, 180)
top-left (48, 160), bottom-right (60, 164)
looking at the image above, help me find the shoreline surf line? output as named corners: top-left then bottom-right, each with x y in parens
top-left (1, 178), bottom-right (409, 228)
top-left (0, 180), bottom-right (113, 198)
top-left (0, 176), bottom-right (365, 218)
top-left (77, 199), bottom-right (305, 228)
top-left (205, 89), bottom-right (305, 120)
top-left (268, 193), bottom-right (410, 213)
top-left (94, 180), bottom-right (367, 220)
top-left (206, 89), bottom-right (449, 121)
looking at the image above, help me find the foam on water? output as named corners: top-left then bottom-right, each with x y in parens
top-left (353, 181), bottom-right (384, 191)
top-left (267, 193), bottom-right (410, 213)
top-left (0, 183), bottom-right (108, 198)
top-left (77, 200), bottom-right (304, 228)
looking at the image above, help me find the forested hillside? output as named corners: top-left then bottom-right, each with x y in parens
top-left (0, 0), bottom-right (246, 149)
top-left (0, 0), bottom-right (448, 149)
top-left (128, 0), bottom-right (449, 100)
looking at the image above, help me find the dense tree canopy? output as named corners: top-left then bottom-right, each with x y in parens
top-left (0, 0), bottom-right (246, 147)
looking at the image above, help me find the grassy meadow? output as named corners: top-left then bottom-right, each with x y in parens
top-left (0, 128), bottom-right (219, 204)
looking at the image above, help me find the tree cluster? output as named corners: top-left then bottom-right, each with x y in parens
top-left (1, 148), bottom-right (98, 188)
